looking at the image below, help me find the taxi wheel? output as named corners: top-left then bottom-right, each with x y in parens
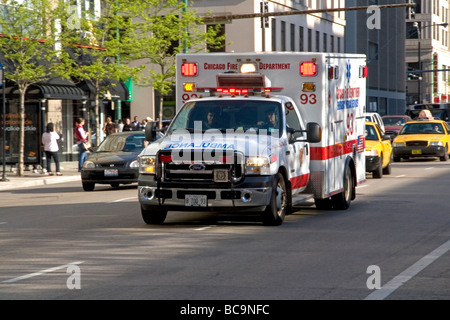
top-left (382, 162), bottom-right (391, 175)
top-left (440, 146), bottom-right (449, 161)
top-left (141, 205), bottom-right (168, 224)
top-left (262, 173), bottom-right (286, 226)
top-left (372, 157), bottom-right (383, 179)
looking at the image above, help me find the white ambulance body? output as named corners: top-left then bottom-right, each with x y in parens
top-left (138, 52), bottom-right (366, 225)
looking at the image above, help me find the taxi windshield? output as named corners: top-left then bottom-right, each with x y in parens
top-left (168, 100), bottom-right (282, 137)
top-left (365, 125), bottom-right (379, 141)
top-left (399, 122), bottom-right (444, 135)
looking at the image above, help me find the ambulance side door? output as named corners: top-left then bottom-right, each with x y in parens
top-left (285, 101), bottom-right (310, 194)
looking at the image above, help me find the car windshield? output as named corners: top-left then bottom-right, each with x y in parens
top-left (399, 123), bottom-right (444, 135)
top-left (365, 125), bottom-right (379, 141)
top-left (383, 117), bottom-right (407, 126)
top-left (96, 134), bottom-right (146, 152)
top-left (168, 100), bottom-right (283, 137)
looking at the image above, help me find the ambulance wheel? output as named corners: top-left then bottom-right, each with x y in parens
top-left (440, 146), bottom-right (448, 161)
top-left (262, 173), bottom-right (287, 226)
top-left (314, 198), bottom-right (333, 210)
top-left (331, 166), bottom-right (353, 210)
top-left (141, 205), bottom-right (168, 224)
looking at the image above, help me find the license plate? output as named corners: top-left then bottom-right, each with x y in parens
top-left (185, 194), bottom-right (207, 207)
top-left (412, 149), bottom-right (422, 155)
top-left (104, 169), bottom-right (119, 176)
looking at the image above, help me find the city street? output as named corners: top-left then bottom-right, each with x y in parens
top-left (0, 160), bottom-right (449, 302)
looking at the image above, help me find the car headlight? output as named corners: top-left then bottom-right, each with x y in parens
top-left (83, 160), bottom-right (96, 169)
top-left (245, 156), bottom-right (270, 175)
top-left (139, 156), bottom-right (156, 174)
top-left (365, 149), bottom-right (379, 157)
top-left (393, 142), bottom-right (405, 147)
top-left (130, 160), bottom-right (139, 168)
top-left (430, 141), bottom-right (443, 146)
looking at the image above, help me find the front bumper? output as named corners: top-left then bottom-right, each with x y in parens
top-left (138, 175), bottom-right (274, 210)
top-left (81, 168), bottom-right (139, 184)
top-left (393, 146), bottom-right (445, 158)
top-left (365, 156), bottom-right (381, 172)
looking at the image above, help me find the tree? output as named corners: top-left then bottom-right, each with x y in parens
top-left (57, 0), bottom-right (144, 146)
top-left (134, 0), bottom-right (225, 128)
top-left (0, 0), bottom-right (61, 176)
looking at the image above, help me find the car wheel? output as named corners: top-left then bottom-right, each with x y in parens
top-left (141, 205), bottom-right (168, 224)
top-left (372, 156), bottom-right (383, 179)
top-left (382, 162), bottom-right (392, 175)
top-left (393, 156), bottom-right (401, 162)
top-left (82, 181), bottom-right (95, 191)
top-left (331, 166), bottom-right (353, 210)
top-left (440, 146), bottom-right (449, 162)
top-left (262, 173), bottom-right (287, 226)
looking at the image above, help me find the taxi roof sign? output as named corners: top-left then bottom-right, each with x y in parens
top-left (418, 109), bottom-right (434, 120)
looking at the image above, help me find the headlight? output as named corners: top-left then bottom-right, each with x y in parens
top-left (245, 156), bottom-right (270, 175)
top-left (130, 160), bottom-right (139, 168)
top-left (393, 142), bottom-right (405, 147)
top-left (365, 149), bottom-right (379, 157)
top-left (139, 156), bottom-right (156, 174)
top-left (83, 160), bottom-right (96, 169)
top-left (430, 141), bottom-right (443, 146)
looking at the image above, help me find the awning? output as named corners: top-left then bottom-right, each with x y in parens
top-left (7, 78), bottom-right (89, 100)
top-left (79, 79), bottom-right (129, 101)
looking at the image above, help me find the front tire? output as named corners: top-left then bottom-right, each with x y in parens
top-left (440, 146), bottom-right (449, 161)
top-left (141, 205), bottom-right (168, 224)
top-left (262, 173), bottom-right (287, 226)
top-left (82, 181), bottom-right (95, 191)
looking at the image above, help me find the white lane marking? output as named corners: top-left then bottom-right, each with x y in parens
top-left (195, 226), bottom-right (214, 231)
top-left (356, 185), bottom-right (368, 189)
top-left (106, 197), bottom-right (137, 204)
top-left (2, 261), bottom-right (84, 284)
top-left (395, 175), bottom-right (406, 178)
top-left (0, 222), bottom-right (7, 225)
top-left (365, 239), bottom-right (450, 300)
top-left (425, 167), bottom-right (434, 170)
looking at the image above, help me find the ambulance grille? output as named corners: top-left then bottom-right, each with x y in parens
top-left (160, 150), bottom-right (244, 183)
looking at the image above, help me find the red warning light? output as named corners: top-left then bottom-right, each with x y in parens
top-left (181, 63), bottom-right (198, 76)
top-left (300, 62), bottom-right (317, 76)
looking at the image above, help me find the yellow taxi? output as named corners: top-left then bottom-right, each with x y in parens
top-left (392, 110), bottom-right (450, 162)
top-left (365, 121), bottom-right (393, 178)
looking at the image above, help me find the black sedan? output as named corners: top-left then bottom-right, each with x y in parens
top-left (81, 132), bottom-right (146, 191)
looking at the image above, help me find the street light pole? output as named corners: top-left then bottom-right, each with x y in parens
top-left (1, 62), bottom-right (8, 182)
top-left (413, 22), bottom-right (448, 103)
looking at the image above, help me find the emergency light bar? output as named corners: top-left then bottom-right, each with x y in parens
top-left (193, 87), bottom-right (283, 95)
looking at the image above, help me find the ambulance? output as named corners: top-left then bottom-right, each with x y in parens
top-left (138, 52), bottom-right (367, 225)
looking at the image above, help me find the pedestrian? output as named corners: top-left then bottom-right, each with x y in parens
top-left (75, 117), bottom-right (89, 172)
top-left (117, 119), bottom-right (124, 132)
top-left (103, 116), bottom-right (117, 136)
top-left (42, 122), bottom-right (62, 176)
top-left (122, 118), bottom-right (134, 131)
top-left (132, 116), bottom-right (142, 131)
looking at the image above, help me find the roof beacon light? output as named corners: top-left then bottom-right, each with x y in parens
top-left (240, 62), bottom-right (257, 74)
top-left (181, 62), bottom-right (198, 76)
top-left (300, 62), bottom-right (317, 76)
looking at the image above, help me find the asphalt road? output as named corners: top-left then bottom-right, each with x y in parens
top-left (0, 159), bottom-right (449, 303)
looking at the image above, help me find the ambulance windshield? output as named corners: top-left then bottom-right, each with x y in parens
top-left (168, 100), bottom-right (282, 137)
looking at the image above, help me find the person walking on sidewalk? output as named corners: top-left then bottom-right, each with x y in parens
top-left (42, 122), bottom-right (62, 176)
top-left (75, 117), bottom-right (89, 172)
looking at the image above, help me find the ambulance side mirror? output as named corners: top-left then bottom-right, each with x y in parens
top-left (305, 122), bottom-right (321, 143)
top-left (288, 122), bottom-right (321, 143)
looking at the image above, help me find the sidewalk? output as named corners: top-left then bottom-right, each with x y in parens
top-left (0, 161), bottom-right (81, 191)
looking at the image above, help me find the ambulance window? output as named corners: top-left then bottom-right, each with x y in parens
top-left (285, 105), bottom-right (304, 139)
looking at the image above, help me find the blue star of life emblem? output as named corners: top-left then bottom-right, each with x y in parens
top-left (346, 60), bottom-right (351, 81)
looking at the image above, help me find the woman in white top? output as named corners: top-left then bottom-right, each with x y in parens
top-left (42, 122), bottom-right (62, 176)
